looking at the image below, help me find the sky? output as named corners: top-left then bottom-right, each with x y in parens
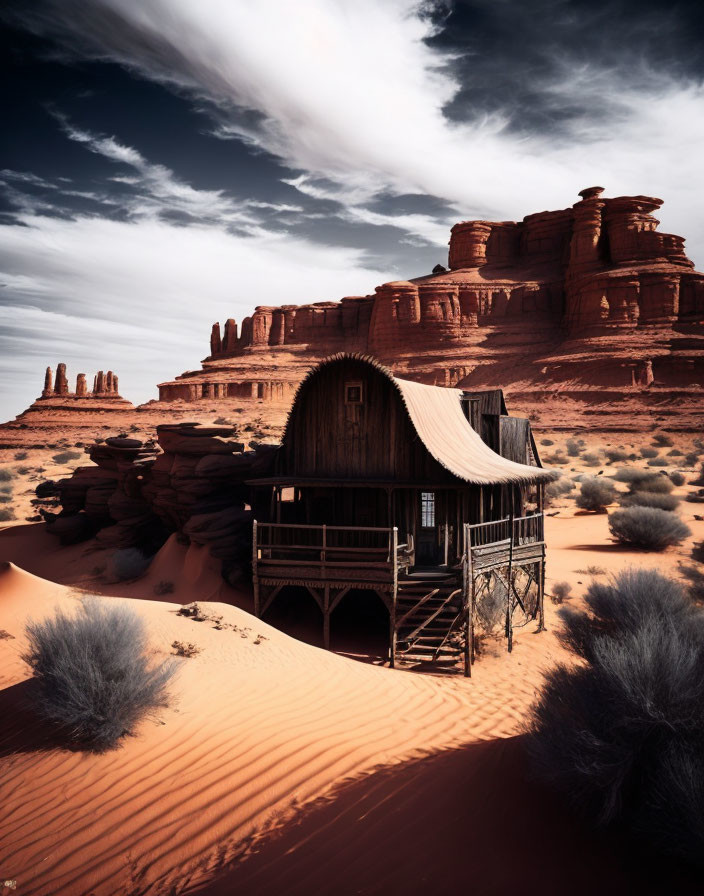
top-left (1, 0), bottom-right (704, 419)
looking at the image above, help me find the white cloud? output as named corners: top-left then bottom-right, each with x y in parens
top-left (0, 213), bottom-right (389, 420)
top-left (27, 0), bottom-right (704, 265)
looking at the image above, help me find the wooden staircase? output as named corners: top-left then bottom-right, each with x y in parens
top-left (395, 572), bottom-right (465, 671)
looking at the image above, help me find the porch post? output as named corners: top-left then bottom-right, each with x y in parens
top-left (506, 513), bottom-right (514, 652)
top-left (323, 584), bottom-right (330, 650)
top-left (390, 526), bottom-right (398, 668)
top-left (252, 519), bottom-right (260, 617)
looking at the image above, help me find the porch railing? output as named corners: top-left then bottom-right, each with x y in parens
top-left (464, 512), bottom-right (544, 549)
top-left (253, 521), bottom-right (408, 573)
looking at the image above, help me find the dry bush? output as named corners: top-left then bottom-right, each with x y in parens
top-left (565, 438), bottom-right (581, 457)
top-left (23, 599), bottom-right (178, 751)
top-left (582, 451), bottom-right (602, 467)
top-left (690, 463), bottom-right (704, 486)
top-left (106, 548), bottom-right (152, 582)
top-left (0, 508), bottom-right (16, 522)
top-left (684, 451), bottom-right (700, 467)
top-left (669, 472), bottom-right (686, 487)
top-left (620, 492), bottom-right (680, 511)
top-left (551, 581), bottom-right (572, 604)
top-left (605, 448), bottom-right (628, 464)
top-left (474, 577), bottom-right (507, 636)
top-left (641, 447), bottom-right (659, 459)
top-left (680, 565), bottom-right (704, 604)
top-left (608, 507), bottom-right (691, 550)
top-left (666, 448), bottom-right (683, 457)
top-left (526, 569), bottom-right (704, 864)
top-left (0, 467), bottom-right (17, 482)
top-left (647, 457), bottom-right (669, 468)
top-left (575, 565), bottom-right (607, 576)
top-left (545, 476), bottom-right (575, 504)
top-left (575, 477), bottom-right (617, 512)
top-left (544, 452), bottom-right (569, 465)
top-left (618, 471), bottom-right (673, 493)
top-left (540, 438), bottom-right (554, 446)
top-left (686, 490), bottom-right (704, 504)
top-left (154, 580), bottom-right (175, 596)
top-left (51, 450), bottom-right (83, 464)
top-left (652, 433), bottom-right (674, 447)
top-left (13, 451), bottom-right (28, 460)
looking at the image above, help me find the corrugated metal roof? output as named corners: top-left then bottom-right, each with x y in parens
top-left (284, 354), bottom-right (558, 486)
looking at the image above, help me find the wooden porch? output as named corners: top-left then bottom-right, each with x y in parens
top-left (252, 512), bottom-right (546, 675)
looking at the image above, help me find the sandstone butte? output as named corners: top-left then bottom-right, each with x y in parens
top-left (2, 185), bottom-right (703, 445)
top-left (153, 186), bottom-right (704, 431)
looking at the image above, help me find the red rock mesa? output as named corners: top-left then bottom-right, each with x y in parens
top-left (157, 187), bottom-right (704, 413)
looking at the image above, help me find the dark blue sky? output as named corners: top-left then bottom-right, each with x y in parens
top-left (1, 0), bottom-right (703, 418)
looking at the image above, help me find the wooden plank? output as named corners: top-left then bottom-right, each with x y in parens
top-left (252, 519), bottom-right (260, 617)
top-left (391, 527), bottom-right (398, 669)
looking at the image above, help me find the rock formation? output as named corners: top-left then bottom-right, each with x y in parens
top-left (44, 425), bottom-right (278, 582)
top-left (157, 187), bottom-right (704, 405)
top-left (35, 363), bottom-right (124, 401)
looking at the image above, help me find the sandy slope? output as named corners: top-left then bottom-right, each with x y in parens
top-left (0, 557), bottom-right (571, 896)
top-left (0, 439), bottom-right (702, 895)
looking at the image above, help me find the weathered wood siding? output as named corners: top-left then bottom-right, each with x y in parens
top-left (281, 357), bottom-right (460, 484)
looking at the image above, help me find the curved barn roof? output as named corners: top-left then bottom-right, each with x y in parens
top-left (284, 354), bottom-right (557, 486)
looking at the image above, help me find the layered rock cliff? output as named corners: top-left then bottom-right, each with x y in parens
top-left (157, 187), bottom-right (704, 413)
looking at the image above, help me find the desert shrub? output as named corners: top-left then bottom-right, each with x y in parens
top-left (23, 599), bottom-right (178, 750)
top-left (690, 463), bottom-right (704, 486)
top-left (652, 433), bottom-right (674, 447)
top-left (647, 456), bottom-right (669, 468)
top-left (544, 452), bottom-right (569, 465)
top-left (680, 564), bottom-right (704, 604)
top-left (51, 450), bottom-right (82, 465)
top-left (474, 577), bottom-right (507, 635)
top-left (545, 477), bottom-right (575, 504)
top-left (581, 452), bottom-right (601, 467)
top-left (13, 451), bottom-right (28, 460)
top-left (0, 508), bottom-right (16, 522)
top-left (669, 471), bottom-right (686, 487)
top-left (604, 448), bottom-right (628, 464)
top-left (106, 548), bottom-right (152, 582)
top-left (618, 471), bottom-right (673, 493)
top-left (575, 477), bottom-right (617, 512)
top-left (154, 580), bottom-right (175, 596)
top-left (613, 467), bottom-right (650, 484)
top-left (666, 448), bottom-right (683, 457)
top-left (565, 438), bottom-right (581, 457)
top-left (551, 581), bottom-right (572, 604)
top-left (640, 447), bottom-right (659, 459)
top-left (575, 565), bottom-right (607, 576)
top-left (540, 438), bottom-right (554, 446)
top-left (684, 451), bottom-right (699, 467)
top-left (0, 494), bottom-right (12, 504)
top-left (608, 507), bottom-right (691, 550)
top-left (620, 491), bottom-right (680, 511)
top-left (686, 490), bottom-right (704, 504)
top-left (16, 465), bottom-right (32, 475)
top-left (527, 569), bottom-right (704, 864)
top-left (0, 467), bottom-right (17, 482)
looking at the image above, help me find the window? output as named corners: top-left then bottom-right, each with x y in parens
top-left (421, 492), bottom-right (435, 528)
top-left (345, 381), bottom-right (363, 404)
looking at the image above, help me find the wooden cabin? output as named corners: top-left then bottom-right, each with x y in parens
top-left (249, 354), bottom-right (556, 673)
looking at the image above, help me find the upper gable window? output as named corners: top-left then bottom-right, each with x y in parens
top-left (345, 381), bottom-right (363, 404)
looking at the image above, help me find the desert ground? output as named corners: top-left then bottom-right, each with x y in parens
top-left (1, 412), bottom-right (703, 895)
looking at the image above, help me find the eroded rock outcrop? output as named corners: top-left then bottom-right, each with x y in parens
top-left (44, 424), bottom-right (278, 581)
top-left (157, 187), bottom-right (704, 405)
